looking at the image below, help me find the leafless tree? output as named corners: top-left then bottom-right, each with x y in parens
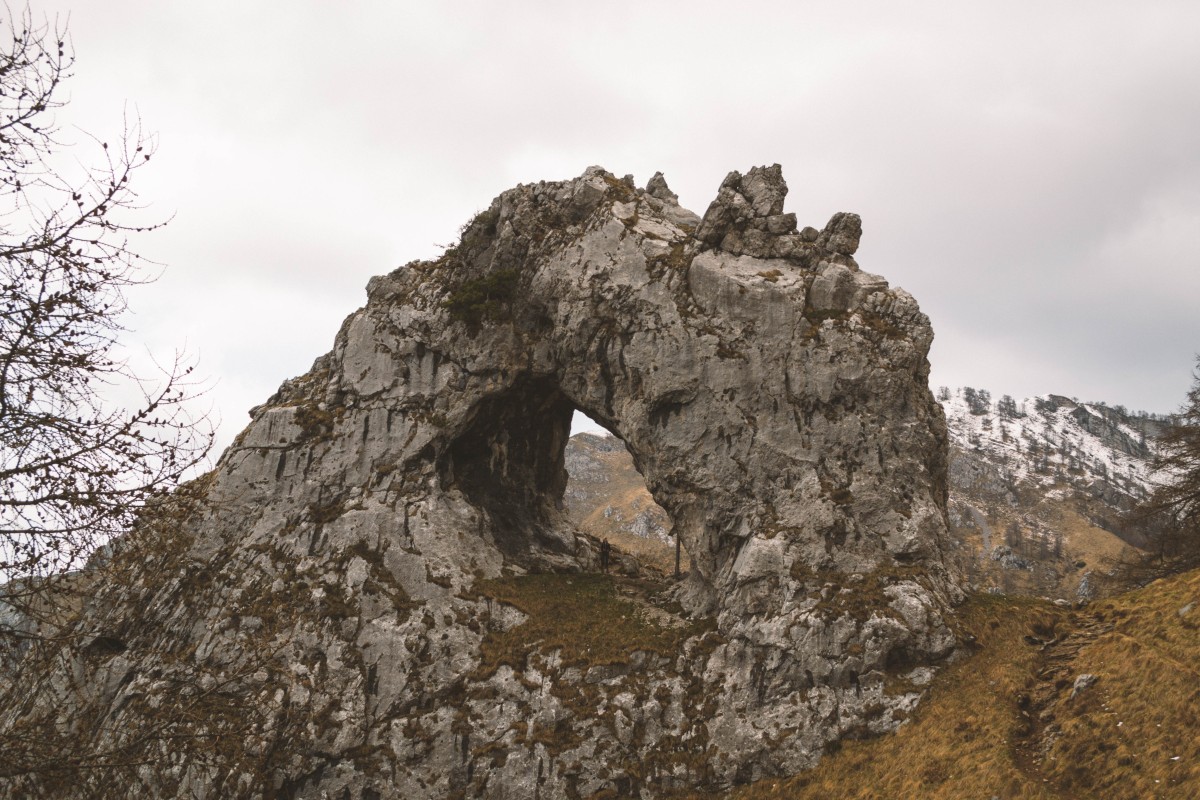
top-left (0, 5), bottom-right (212, 646)
top-left (1106, 356), bottom-right (1200, 589)
top-left (1135, 357), bottom-right (1200, 569)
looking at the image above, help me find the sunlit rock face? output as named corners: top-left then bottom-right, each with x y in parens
top-left (2, 166), bottom-right (959, 799)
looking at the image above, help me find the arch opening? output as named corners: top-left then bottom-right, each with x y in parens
top-left (564, 410), bottom-right (687, 578)
top-left (435, 377), bottom-right (689, 578)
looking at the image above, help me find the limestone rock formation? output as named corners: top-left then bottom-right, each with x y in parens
top-left (1, 165), bottom-right (959, 798)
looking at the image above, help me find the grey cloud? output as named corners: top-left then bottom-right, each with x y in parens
top-left (28, 0), bottom-right (1200, 446)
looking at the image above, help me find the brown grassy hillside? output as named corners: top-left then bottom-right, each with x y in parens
top-left (693, 567), bottom-right (1200, 799)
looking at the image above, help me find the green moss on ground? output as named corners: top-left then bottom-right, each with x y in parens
top-left (473, 573), bottom-right (696, 676)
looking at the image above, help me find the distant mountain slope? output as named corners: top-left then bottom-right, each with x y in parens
top-left (942, 388), bottom-right (1166, 598)
top-left (563, 433), bottom-right (678, 573)
top-left (943, 388), bottom-right (1160, 508)
top-left (565, 390), bottom-right (1168, 599)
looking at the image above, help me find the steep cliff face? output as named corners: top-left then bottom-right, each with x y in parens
top-left (1, 166), bottom-right (958, 798)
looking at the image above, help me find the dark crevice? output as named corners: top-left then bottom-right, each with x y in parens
top-left (437, 376), bottom-right (575, 563)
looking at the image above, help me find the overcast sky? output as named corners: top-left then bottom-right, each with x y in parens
top-left (25, 1), bottom-right (1200, 453)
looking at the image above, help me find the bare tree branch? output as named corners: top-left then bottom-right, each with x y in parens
top-left (0, 1), bottom-right (212, 657)
top-left (1118, 355), bottom-right (1200, 582)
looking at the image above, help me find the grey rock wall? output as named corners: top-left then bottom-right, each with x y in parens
top-left (0, 165), bottom-right (958, 799)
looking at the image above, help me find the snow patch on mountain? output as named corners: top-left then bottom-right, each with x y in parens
top-left (940, 388), bottom-right (1161, 503)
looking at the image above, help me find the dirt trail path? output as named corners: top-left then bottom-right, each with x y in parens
top-left (1011, 611), bottom-right (1114, 782)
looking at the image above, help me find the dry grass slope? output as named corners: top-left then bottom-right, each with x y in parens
top-left (1038, 570), bottom-right (1200, 797)
top-left (689, 567), bottom-right (1200, 799)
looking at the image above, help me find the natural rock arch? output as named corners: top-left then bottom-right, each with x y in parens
top-left (335, 164), bottom-right (954, 619)
top-left (1, 165), bottom-right (960, 799)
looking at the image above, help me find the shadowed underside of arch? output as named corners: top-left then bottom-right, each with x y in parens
top-left (1, 166), bottom-right (962, 799)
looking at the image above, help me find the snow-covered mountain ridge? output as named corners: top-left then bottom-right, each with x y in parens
top-left (940, 387), bottom-right (1164, 506)
top-left (940, 387), bottom-right (1167, 597)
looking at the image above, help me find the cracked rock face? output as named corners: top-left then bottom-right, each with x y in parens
top-left (2, 165), bottom-right (959, 799)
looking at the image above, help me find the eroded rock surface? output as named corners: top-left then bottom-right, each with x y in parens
top-left (1, 166), bottom-right (958, 799)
